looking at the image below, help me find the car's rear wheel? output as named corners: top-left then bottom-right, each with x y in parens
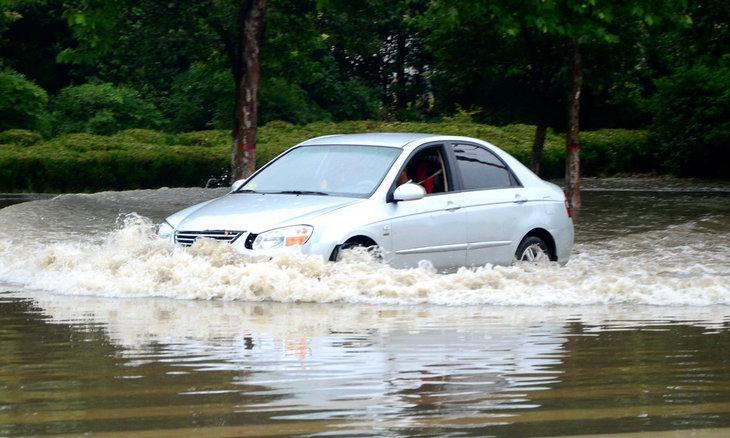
top-left (515, 236), bottom-right (550, 263)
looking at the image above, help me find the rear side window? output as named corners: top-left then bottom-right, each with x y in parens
top-left (450, 143), bottom-right (518, 190)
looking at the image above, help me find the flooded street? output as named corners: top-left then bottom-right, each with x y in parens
top-left (0, 178), bottom-right (729, 436)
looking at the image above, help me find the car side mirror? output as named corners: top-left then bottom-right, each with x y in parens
top-left (230, 179), bottom-right (246, 192)
top-left (393, 183), bottom-right (425, 202)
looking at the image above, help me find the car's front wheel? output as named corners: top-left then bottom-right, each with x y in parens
top-left (515, 236), bottom-right (550, 263)
top-left (331, 238), bottom-right (381, 262)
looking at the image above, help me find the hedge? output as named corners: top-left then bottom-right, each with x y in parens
top-left (0, 121), bottom-right (651, 193)
top-left (0, 129), bottom-right (43, 147)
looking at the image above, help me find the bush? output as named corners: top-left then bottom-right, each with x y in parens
top-left (44, 133), bottom-right (126, 152)
top-left (650, 64), bottom-right (730, 178)
top-left (111, 129), bottom-right (171, 145)
top-left (51, 83), bottom-right (164, 135)
top-left (173, 130), bottom-right (229, 148)
top-left (581, 130), bottom-right (653, 177)
top-left (0, 143), bottom-right (229, 192)
top-left (0, 129), bottom-right (43, 146)
top-left (0, 69), bottom-right (49, 134)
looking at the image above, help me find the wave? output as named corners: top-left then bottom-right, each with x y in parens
top-left (1, 210), bottom-right (728, 306)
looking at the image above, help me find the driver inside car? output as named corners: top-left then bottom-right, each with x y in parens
top-left (397, 150), bottom-right (447, 194)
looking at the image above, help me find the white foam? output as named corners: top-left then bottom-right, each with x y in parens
top-left (1, 212), bottom-right (728, 306)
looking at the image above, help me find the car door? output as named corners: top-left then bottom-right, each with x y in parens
top-left (386, 144), bottom-right (468, 270)
top-left (447, 142), bottom-right (533, 266)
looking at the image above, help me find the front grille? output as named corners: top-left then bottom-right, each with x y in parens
top-left (174, 230), bottom-right (244, 247)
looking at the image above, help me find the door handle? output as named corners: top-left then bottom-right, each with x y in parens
top-left (446, 201), bottom-right (461, 212)
top-left (513, 194), bottom-right (528, 204)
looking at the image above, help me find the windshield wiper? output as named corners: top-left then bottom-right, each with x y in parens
top-left (233, 189), bottom-right (260, 193)
top-left (273, 190), bottom-right (330, 196)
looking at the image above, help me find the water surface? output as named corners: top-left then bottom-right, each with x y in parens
top-left (0, 178), bottom-right (729, 436)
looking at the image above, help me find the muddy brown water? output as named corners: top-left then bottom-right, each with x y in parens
top-left (0, 178), bottom-right (729, 437)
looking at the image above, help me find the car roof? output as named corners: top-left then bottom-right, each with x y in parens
top-left (298, 133), bottom-right (437, 148)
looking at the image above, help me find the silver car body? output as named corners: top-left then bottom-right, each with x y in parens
top-left (161, 133), bottom-right (574, 270)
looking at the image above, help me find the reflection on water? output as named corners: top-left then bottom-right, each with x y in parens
top-left (1, 294), bottom-right (730, 436)
top-left (0, 178), bottom-right (729, 436)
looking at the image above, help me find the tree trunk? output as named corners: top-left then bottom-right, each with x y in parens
top-left (394, 31), bottom-right (407, 112)
top-left (565, 38), bottom-right (582, 212)
top-left (530, 124), bottom-right (547, 174)
top-left (231, 0), bottom-right (266, 182)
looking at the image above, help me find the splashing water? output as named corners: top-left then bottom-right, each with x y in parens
top-left (0, 185), bottom-right (728, 306)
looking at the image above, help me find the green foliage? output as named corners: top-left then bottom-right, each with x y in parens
top-left (51, 83), bottom-right (164, 135)
top-left (0, 133), bottom-right (229, 192)
top-left (260, 1), bottom-right (382, 121)
top-left (316, 0), bottom-right (431, 117)
top-left (260, 77), bottom-right (329, 125)
top-left (421, 0), bottom-right (691, 129)
top-left (110, 129), bottom-right (171, 145)
top-left (0, 121), bottom-right (652, 192)
top-left (166, 62), bottom-right (232, 132)
top-left (162, 56), bottom-right (380, 131)
top-left (0, 0), bottom-right (77, 94)
top-left (0, 0), bottom-right (726, 182)
top-left (309, 76), bottom-right (380, 121)
top-left (650, 64), bottom-right (730, 178)
top-left (57, 0), bottom-right (117, 65)
top-left (173, 130), bottom-right (229, 148)
top-left (0, 129), bottom-right (43, 146)
top-left (0, 69), bottom-right (49, 133)
top-left (45, 133), bottom-right (129, 152)
top-left (581, 130), bottom-right (653, 176)
top-left (0, 145), bottom-right (229, 192)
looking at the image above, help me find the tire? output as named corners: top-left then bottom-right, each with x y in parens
top-left (515, 236), bottom-right (550, 263)
top-left (332, 241), bottom-right (381, 262)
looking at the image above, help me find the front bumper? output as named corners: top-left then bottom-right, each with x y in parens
top-left (162, 230), bottom-right (337, 261)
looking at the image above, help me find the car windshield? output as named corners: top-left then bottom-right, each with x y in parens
top-left (239, 145), bottom-right (401, 197)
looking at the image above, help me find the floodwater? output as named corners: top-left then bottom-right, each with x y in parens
top-left (0, 178), bottom-right (729, 437)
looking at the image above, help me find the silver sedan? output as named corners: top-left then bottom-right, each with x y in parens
top-left (158, 133), bottom-right (574, 270)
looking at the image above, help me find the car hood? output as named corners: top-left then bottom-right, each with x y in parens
top-left (169, 193), bottom-right (361, 232)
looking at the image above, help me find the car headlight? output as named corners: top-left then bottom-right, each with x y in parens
top-left (253, 225), bottom-right (313, 250)
top-left (158, 221), bottom-right (174, 240)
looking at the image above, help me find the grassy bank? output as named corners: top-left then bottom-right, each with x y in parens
top-left (0, 121), bottom-right (650, 193)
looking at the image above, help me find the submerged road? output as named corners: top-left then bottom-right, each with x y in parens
top-left (0, 178), bottom-right (728, 436)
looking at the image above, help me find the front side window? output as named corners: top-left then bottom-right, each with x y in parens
top-left (450, 143), bottom-right (517, 190)
top-left (396, 146), bottom-right (449, 194)
top-left (240, 145), bottom-right (401, 197)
